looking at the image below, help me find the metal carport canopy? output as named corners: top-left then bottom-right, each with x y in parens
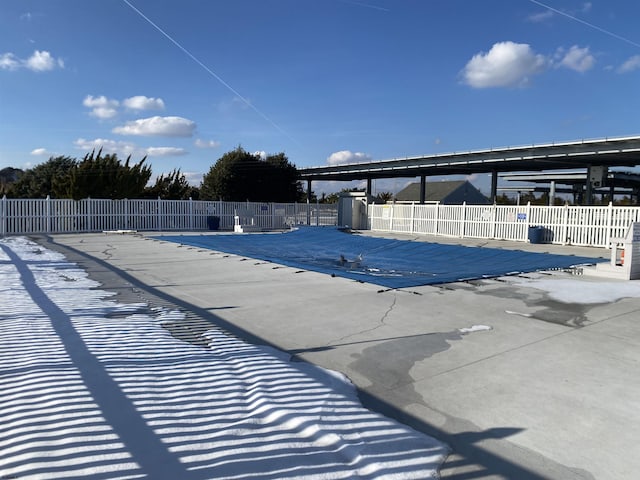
top-left (298, 135), bottom-right (640, 181)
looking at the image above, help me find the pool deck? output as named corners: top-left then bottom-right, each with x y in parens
top-left (37, 231), bottom-right (639, 480)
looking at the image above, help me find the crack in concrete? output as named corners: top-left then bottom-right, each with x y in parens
top-left (328, 293), bottom-right (398, 347)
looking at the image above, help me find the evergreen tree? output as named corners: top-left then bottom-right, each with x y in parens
top-left (200, 147), bottom-right (301, 202)
top-left (62, 150), bottom-right (152, 200)
top-left (7, 156), bottom-right (77, 198)
top-left (144, 169), bottom-right (197, 199)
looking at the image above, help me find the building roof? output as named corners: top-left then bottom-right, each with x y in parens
top-left (298, 135), bottom-right (640, 182)
top-left (395, 180), bottom-right (490, 204)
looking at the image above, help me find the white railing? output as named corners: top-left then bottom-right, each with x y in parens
top-left (5, 196), bottom-right (638, 249)
top-left (0, 196), bottom-right (338, 235)
top-left (369, 202), bottom-right (640, 249)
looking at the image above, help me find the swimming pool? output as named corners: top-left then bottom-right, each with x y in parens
top-left (155, 227), bottom-right (601, 288)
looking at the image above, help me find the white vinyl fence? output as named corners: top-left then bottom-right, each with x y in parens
top-left (5, 196), bottom-right (638, 249)
top-left (0, 196), bottom-right (337, 236)
top-left (369, 202), bottom-right (640, 249)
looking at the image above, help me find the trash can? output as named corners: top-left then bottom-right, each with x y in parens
top-left (528, 226), bottom-right (544, 244)
top-left (206, 216), bottom-right (220, 230)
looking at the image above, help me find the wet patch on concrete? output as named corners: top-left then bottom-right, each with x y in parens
top-left (349, 331), bottom-right (464, 407)
top-left (471, 283), bottom-right (603, 328)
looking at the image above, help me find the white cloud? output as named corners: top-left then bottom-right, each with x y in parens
top-left (112, 116), bottom-right (196, 137)
top-left (462, 41), bottom-right (547, 88)
top-left (83, 95), bottom-right (119, 119)
top-left (618, 55), bottom-right (640, 73)
top-left (74, 138), bottom-right (137, 157)
top-left (182, 171), bottom-right (204, 185)
top-left (145, 147), bottom-right (187, 157)
top-left (195, 138), bottom-right (221, 149)
top-left (123, 95), bottom-right (165, 111)
top-left (25, 50), bottom-right (63, 71)
top-left (557, 45), bottom-right (595, 72)
top-left (0, 50), bottom-right (63, 72)
top-left (91, 107), bottom-right (119, 119)
top-left (327, 150), bottom-right (372, 166)
top-left (74, 138), bottom-right (187, 158)
top-left (254, 150), bottom-right (267, 160)
top-left (0, 53), bottom-right (20, 71)
top-left (30, 148), bottom-right (50, 156)
top-left (528, 9), bottom-right (554, 23)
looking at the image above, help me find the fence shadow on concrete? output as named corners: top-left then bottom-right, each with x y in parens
top-left (1, 240), bottom-right (445, 479)
top-left (23, 235), bottom-right (582, 480)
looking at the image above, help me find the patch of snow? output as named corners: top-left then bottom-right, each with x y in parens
top-left (507, 277), bottom-right (640, 304)
top-left (0, 236), bottom-right (448, 479)
top-left (458, 325), bottom-right (493, 334)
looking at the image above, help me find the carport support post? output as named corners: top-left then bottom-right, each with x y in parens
top-left (585, 165), bottom-right (594, 205)
top-left (490, 170), bottom-right (498, 204)
top-left (306, 179), bottom-right (312, 225)
top-left (366, 177), bottom-right (372, 197)
top-left (419, 175), bottom-right (426, 204)
top-left (549, 181), bottom-right (556, 206)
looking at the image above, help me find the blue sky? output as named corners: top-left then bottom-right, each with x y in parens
top-left (2, 0), bottom-right (640, 195)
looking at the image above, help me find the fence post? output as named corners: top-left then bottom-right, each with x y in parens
top-left (605, 201), bottom-right (613, 248)
top-left (410, 202), bottom-right (415, 234)
top-left (389, 203), bottom-right (394, 231)
top-left (434, 203), bottom-right (440, 236)
top-left (562, 203), bottom-right (569, 245)
top-left (460, 202), bottom-right (467, 237)
top-left (1, 195), bottom-right (6, 236)
top-left (270, 202), bottom-right (275, 229)
top-left (490, 204), bottom-right (497, 239)
top-left (46, 195), bottom-right (51, 234)
top-left (157, 197), bottom-right (162, 231)
top-left (525, 202), bottom-right (531, 242)
top-left (123, 199), bottom-right (128, 230)
top-left (86, 198), bottom-right (92, 232)
top-left (189, 197), bottom-right (194, 230)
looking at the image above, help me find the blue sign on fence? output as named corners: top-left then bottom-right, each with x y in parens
top-left (517, 213), bottom-right (527, 221)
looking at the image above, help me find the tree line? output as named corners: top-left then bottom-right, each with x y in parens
top-left (1, 147), bottom-right (307, 202)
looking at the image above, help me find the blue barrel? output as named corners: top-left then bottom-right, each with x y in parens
top-left (528, 226), bottom-right (544, 244)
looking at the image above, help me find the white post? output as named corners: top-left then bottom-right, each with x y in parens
top-left (316, 199), bottom-right (320, 226)
top-left (46, 195), bottom-right (51, 234)
top-left (434, 202), bottom-right (440, 236)
top-left (189, 197), bottom-right (194, 230)
top-left (410, 202), bottom-right (415, 234)
top-left (561, 203), bottom-right (569, 245)
top-left (157, 197), bottom-right (161, 231)
top-left (605, 201), bottom-right (613, 249)
top-left (1, 195), bottom-right (6, 236)
top-left (389, 203), bottom-right (394, 231)
top-left (460, 202), bottom-right (467, 237)
top-left (491, 203), bottom-right (497, 239)
top-left (525, 202), bottom-right (531, 242)
top-left (271, 202), bottom-right (275, 229)
top-left (124, 198), bottom-right (129, 230)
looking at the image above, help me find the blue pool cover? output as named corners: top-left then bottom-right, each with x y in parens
top-left (156, 227), bottom-right (602, 289)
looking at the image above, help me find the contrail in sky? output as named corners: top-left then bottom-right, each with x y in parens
top-left (121, 0), bottom-right (297, 143)
top-left (528, 0), bottom-right (640, 49)
top-left (337, 0), bottom-right (390, 12)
